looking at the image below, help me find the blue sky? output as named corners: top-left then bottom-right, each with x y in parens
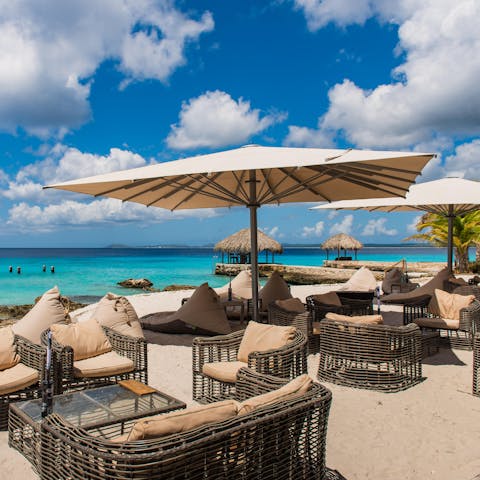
top-left (1, 0), bottom-right (479, 247)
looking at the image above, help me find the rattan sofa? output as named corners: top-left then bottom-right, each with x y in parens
top-left (317, 318), bottom-right (422, 392)
top-left (192, 328), bottom-right (308, 403)
top-left (39, 368), bottom-right (337, 480)
top-left (0, 335), bottom-right (47, 430)
top-left (42, 327), bottom-right (147, 394)
top-left (403, 287), bottom-right (480, 350)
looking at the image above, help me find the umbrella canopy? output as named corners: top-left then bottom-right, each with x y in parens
top-left (214, 228), bottom-right (283, 254)
top-left (312, 177), bottom-right (480, 272)
top-left (45, 145), bottom-right (434, 320)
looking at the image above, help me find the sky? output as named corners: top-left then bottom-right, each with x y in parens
top-left (1, 0), bottom-right (480, 248)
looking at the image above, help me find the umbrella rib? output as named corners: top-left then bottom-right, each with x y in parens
top-left (258, 169), bottom-right (276, 201)
top-left (231, 170), bottom-right (249, 203)
top-left (153, 175), bottom-right (217, 202)
top-left (340, 161), bottom-right (429, 176)
top-left (193, 173), bottom-right (247, 204)
top-left (121, 175), bottom-right (189, 202)
top-left (93, 178), bottom-right (160, 197)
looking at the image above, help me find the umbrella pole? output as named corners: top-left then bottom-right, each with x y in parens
top-left (447, 205), bottom-right (454, 274)
top-left (248, 171), bottom-right (260, 323)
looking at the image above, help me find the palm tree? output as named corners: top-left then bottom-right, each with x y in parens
top-left (406, 211), bottom-right (480, 272)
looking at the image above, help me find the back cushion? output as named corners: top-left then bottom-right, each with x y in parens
top-left (237, 321), bottom-right (296, 363)
top-left (275, 298), bottom-right (305, 313)
top-left (325, 312), bottom-right (384, 325)
top-left (310, 291), bottom-right (342, 306)
top-left (258, 271), bottom-right (292, 312)
top-left (93, 293), bottom-right (144, 338)
top-left (434, 289), bottom-right (475, 320)
top-left (12, 286), bottom-right (69, 344)
top-left (51, 317), bottom-right (112, 361)
top-left (425, 268), bottom-right (453, 315)
top-left (0, 327), bottom-right (20, 371)
top-left (126, 399), bottom-right (239, 441)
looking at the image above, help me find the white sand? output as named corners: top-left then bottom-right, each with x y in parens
top-left (3, 283), bottom-right (480, 480)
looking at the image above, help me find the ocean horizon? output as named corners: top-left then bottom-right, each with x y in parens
top-left (0, 245), bottom-right (468, 306)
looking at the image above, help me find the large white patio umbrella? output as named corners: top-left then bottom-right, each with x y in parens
top-left (312, 177), bottom-right (480, 273)
top-left (45, 145), bottom-right (433, 320)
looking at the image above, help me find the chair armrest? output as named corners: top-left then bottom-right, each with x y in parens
top-left (192, 330), bottom-right (244, 373)
top-left (402, 295), bottom-right (432, 325)
top-left (15, 335), bottom-right (47, 382)
top-left (459, 300), bottom-right (480, 332)
top-left (235, 367), bottom-right (290, 401)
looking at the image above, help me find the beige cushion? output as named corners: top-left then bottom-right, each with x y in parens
top-left (202, 361), bottom-right (248, 383)
top-left (0, 327), bottom-right (19, 371)
top-left (125, 400), bottom-right (240, 441)
top-left (310, 291), bottom-right (342, 306)
top-left (237, 321), bottom-right (296, 363)
top-left (338, 267), bottom-right (377, 292)
top-left (414, 317), bottom-right (459, 330)
top-left (93, 293), bottom-right (144, 338)
top-left (51, 317), bottom-right (112, 361)
top-left (258, 271), bottom-right (292, 312)
top-left (325, 312), bottom-right (384, 325)
top-left (238, 374), bottom-right (312, 415)
top-left (0, 363), bottom-right (38, 395)
top-left (73, 351), bottom-right (134, 378)
top-left (12, 286), bottom-right (69, 344)
top-left (275, 298), bottom-right (305, 313)
top-left (216, 270), bottom-right (253, 300)
top-left (434, 289), bottom-right (475, 321)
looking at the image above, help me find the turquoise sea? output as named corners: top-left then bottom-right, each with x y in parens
top-left (0, 246), bottom-right (468, 305)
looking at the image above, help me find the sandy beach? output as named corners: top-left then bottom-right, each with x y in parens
top-left (1, 282), bottom-right (480, 480)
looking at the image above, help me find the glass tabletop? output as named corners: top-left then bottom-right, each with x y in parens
top-left (16, 384), bottom-right (185, 428)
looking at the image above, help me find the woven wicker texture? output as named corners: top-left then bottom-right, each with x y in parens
top-left (192, 329), bottom-right (307, 403)
top-left (473, 333), bottom-right (480, 396)
top-left (40, 368), bottom-right (332, 480)
top-left (306, 292), bottom-right (373, 323)
top-left (42, 326), bottom-right (147, 394)
top-left (318, 319), bottom-right (422, 392)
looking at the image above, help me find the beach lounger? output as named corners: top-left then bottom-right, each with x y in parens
top-left (192, 321), bottom-right (307, 403)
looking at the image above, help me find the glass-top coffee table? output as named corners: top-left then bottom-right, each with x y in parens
top-left (9, 381), bottom-right (186, 471)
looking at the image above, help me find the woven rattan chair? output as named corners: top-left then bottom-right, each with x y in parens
top-left (403, 287), bottom-right (480, 350)
top-left (0, 335), bottom-right (47, 430)
top-left (306, 293), bottom-right (373, 323)
top-left (318, 318), bottom-right (422, 392)
top-left (192, 328), bottom-right (307, 403)
top-left (40, 368), bottom-right (338, 480)
top-left (42, 327), bottom-right (147, 393)
top-left (473, 333), bottom-right (480, 396)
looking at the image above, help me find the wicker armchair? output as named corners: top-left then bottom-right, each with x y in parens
top-left (192, 328), bottom-right (308, 403)
top-left (0, 335), bottom-right (47, 430)
top-left (318, 319), bottom-right (422, 392)
top-left (473, 333), bottom-right (480, 396)
top-left (40, 368), bottom-right (336, 480)
top-left (42, 327), bottom-right (147, 394)
top-left (306, 292), bottom-right (373, 323)
top-left (403, 287), bottom-right (480, 350)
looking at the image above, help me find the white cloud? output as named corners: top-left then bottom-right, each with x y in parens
top-left (327, 210), bottom-right (338, 220)
top-left (7, 199), bottom-right (217, 233)
top-left (167, 90), bottom-right (285, 149)
top-left (289, 0), bottom-right (480, 149)
top-left (0, 0), bottom-right (213, 136)
top-left (329, 214), bottom-right (353, 235)
top-left (301, 220), bottom-right (324, 237)
top-left (361, 218), bottom-right (397, 236)
top-left (407, 214), bottom-right (422, 233)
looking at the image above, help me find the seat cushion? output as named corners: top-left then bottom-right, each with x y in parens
top-left (275, 298), bottom-right (305, 313)
top-left (12, 286), bottom-right (69, 344)
top-left (237, 321), bottom-right (296, 363)
top-left (325, 312), bottom-right (384, 325)
top-left (258, 271), bottom-right (292, 312)
top-left (0, 327), bottom-right (19, 371)
top-left (93, 293), bottom-right (144, 338)
top-left (310, 291), bottom-right (342, 306)
top-left (414, 317), bottom-right (460, 330)
top-left (0, 363), bottom-right (38, 396)
top-left (434, 289), bottom-right (475, 321)
top-left (51, 318), bottom-right (112, 361)
top-left (202, 361), bottom-right (248, 383)
top-left (124, 399), bottom-right (240, 441)
top-left (73, 351), bottom-right (134, 378)
top-left (238, 374), bottom-right (312, 415)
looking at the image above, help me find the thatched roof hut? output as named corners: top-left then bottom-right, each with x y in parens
top-left (215, 228), bottom-right (283, 264)
top-left (322, 233), bottom-right (363, 260)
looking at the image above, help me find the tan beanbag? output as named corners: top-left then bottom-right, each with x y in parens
top-left (258, 271), bottom-right (292, 312)
top-left (325, 312), bottom-right (384, 325)
top-left (216, 270), bottom-right (253, 300)
top-left (434, 289), bottom-right (475, 320)
top-left (0, 327), bottom-right (20, 371)
top-left (338, 267), bottom-right (377, 292)
top-left (12, 286), bottom-right (69, 344)
top-left (93, 293), bottom-right (144, 338)
top-left (237, 321), bottom-right (296, 363)
top-left (275, 298), bottom-right (305, 313)
top-left (309, 291), bottom-right (342, 306)
top-left (51, 317), bottom-right (112, 361)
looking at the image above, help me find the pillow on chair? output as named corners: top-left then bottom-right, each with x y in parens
top-left (325, 312), bottom-right (383, 325)
top-left (0, 327), bottom-right (20, 371)
top-left (12, 286), bottom-right (69, 344)
top-left (51, 317), bottom-right (112, 361)
top-left (93, 293), bottom-right (144, 338)
top-left (309, 292), bottom-right (342, 306)
top-left (258, 271), bottom-right (292, 312)
top-left (275, 298), bottom-right (305, 313)
top-left (434, 289), bottom-right (475, 320)
top-left (237, 321), bottom-right (296, 363)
